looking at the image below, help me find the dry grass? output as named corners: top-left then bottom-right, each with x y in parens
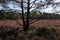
top-left (0, 19), bottom-right (60, 27)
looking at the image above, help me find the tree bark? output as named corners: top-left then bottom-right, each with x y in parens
top-left (21, 0), bottom-right (26, 31)
top-left (24, 0), bottom-right (30, 31)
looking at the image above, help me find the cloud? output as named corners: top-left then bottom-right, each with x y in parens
top-left (6, 1), bottom-right (21, 11)
top-left (0, 0), bottom-right (60, 13)
top-left (0, 3), bottom-right (3, 10)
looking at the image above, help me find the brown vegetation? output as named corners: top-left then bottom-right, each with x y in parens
top-left (0, 26), bottom-right (60, 40)
top-left (0, 19), bottom-right (60, 27)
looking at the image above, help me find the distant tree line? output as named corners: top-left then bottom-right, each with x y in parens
top-left (0, 10), bottom-right (60, 20)
top-left (29, 12), bottom-right (60, 20)
top-left (0, 10), bottom-right (21, 20)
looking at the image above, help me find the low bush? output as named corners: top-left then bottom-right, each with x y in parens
top-left (0, 26), bottom-right (60, 40)
top-left (35, 27), bottom-right (56, 40)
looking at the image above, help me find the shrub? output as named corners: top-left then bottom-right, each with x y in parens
top-left (0, 26), bottom-right (59, 40)
top-left (0, 26), bottom-right (21, 40)
top-left (35, 27), bottom-right (56, 40)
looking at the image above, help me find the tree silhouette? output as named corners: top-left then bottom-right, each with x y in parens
top-left (1, 0), bottom-right (60, 31)
top-left (20, 0), bottom-right (60, 31)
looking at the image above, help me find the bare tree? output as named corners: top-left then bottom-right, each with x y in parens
top-left (21, 0), bottom-right (38, 31)
top-left (1, 0), bottom-right (60, 31)
top-left (20, 0), bottom-right (60, 31)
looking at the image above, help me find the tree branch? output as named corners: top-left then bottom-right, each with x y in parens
top-left (15, 19), bottom-right (23, 26)
top-left (29, 19), bottom-right (40, 25)
top-left (30, 0), bottom-right (37, 4)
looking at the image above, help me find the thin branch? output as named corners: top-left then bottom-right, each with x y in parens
top-left (30, 0), bottom-right (37, 4)
top-left (29, 19), bottom-right (40, 25)
top-left (15, 19), bottom-right (23, 26)
top-left (30, 2), bottom-right (60, 13)
top-left (30, 0), bottom-right (37, 9)
top-left (15, 1), bottom-right (28, 4)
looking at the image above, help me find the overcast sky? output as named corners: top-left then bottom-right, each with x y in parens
top-left (0, 0), bottom-right (60, 14)
top-left (38, 0), bottom-right (60, 14)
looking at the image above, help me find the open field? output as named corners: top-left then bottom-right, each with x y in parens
top-left (0, 19), bottom-right (60, 27)
top-left (0, 19), bottom-right (23, 27)
top-left (30, 20), bottom-right (60, 27)
top-left (0, 19), bottom-right (60, 40)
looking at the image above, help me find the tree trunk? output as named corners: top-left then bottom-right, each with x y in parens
top-left (21, 0), bottom-right (30, 31)
top-left (21, 0), bottom-right (26, 31)
top-left (24, 0), bottom-right (30, 31)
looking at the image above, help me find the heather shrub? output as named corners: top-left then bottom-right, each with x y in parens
top-left (0, 26), bottom-right (21, 40)
top-left (0, 26), bottom-right (60, 40)
top-left (35, 27), bottom-right (56, 40)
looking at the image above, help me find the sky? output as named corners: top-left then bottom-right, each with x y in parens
top-left (0, 0), bottom-right (60, 14)
top-left (39, 0), bottom-right (60, 13)
top-left (7, 1), bottom-right (21, 11)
